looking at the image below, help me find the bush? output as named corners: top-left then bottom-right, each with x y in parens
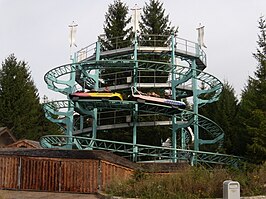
top-left (105, 162), bottom-right (266, 198)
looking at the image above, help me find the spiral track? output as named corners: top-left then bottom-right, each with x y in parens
top-left (41, 34), bottom-right (242, 166)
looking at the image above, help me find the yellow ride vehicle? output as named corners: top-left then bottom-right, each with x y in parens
top-left (69, 91), bottom-right (123, 101)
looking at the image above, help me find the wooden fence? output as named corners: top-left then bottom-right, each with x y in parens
top-left (0, 149), bottom-right (135, 193)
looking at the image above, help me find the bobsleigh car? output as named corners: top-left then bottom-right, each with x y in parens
top-left (69, 91), bottom-right (123, 101)
top-left (130, 87), bottom-right (186, 109)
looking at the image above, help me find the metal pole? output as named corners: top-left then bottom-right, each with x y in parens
top-left (133, 32), bottom-right (138, 90)
top-left (171, 33), bottom-right (177, 163)
top-left (192, 59), bottom-right (199, 164)
top-left (92, 41), bottom-right (100, 140)
top-left (133, 103), bottom-right (138, 162)
top-left (133, 32), bottom-right (138, 162)
top-left (181, 112), bottom-right (186, 150)
top-left (66, 52), bottom-right (77, 149)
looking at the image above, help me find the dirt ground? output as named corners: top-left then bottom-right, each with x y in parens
top-left (0, 190), bottom-right (100, 199)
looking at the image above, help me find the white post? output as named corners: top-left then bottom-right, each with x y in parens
top-left (131, 4), bottom-right (141, 33)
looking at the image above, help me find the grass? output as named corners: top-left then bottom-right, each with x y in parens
top-left (105, 162), bottom-right (266, 199)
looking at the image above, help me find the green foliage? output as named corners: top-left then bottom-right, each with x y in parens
top-left (100, 0), bottom-right (133, 87)
top-left (199, 81), bottom-right (239, 154)
top-left (106, 163), bottom-right (266, 198)
top-left (138, 0), bottom-right (175, 83)
top-left (237, 16), bottom-right (266, 163)
top-left (0, 54), bottom-right (59, 140)
top-left (140, 0), bottom-right (174, 36)
top-left (101, 0), bottom-right (132, 50)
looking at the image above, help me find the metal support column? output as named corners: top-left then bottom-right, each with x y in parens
top-left (65, 52), bottom-right (77, 149)
top-left (192, 59), bottom-right (199, 164)
top-left (133, 103), bottom-right (138, 162)
top-left (92, 41), bottom-right (100, 141)
top-left (132, 32), bottom-right (139, 162)
top-left (181, 112), bottom-right (186, 150)
top-left (171, 33), bottom-right (177, 163)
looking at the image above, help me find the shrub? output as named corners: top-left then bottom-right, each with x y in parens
top-left (105, 162), bottom-right (266, 198)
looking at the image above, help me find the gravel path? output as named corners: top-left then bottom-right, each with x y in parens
top-left (0, 190), bottom-right (99, 199)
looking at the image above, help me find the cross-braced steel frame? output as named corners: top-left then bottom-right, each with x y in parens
top-left (41, 33), bottom-right (243, 167)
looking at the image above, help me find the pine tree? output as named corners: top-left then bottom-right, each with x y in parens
top-left (139, 0), bottom-right (174, 46)
top-left (101, 0), bottom-right (132, 50)
top-left (100, 0), bottom-right (133, 88)
top-left (136, 0), bottom-right (175, 148)
top-left (137, 0), bottom-right (175, 84)
top-left (238, 17), bottom-right (266, 163)
top-left (0, 54), bottom-right (59, 140)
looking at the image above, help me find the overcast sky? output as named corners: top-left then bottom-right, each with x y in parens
top-left (0, 0), bottom-right (265, 101)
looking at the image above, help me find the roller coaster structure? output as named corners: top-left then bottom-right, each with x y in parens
top-left (40, 33), bottom-right (242, 166)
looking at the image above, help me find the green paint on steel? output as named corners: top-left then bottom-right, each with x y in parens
top-left (40, 135), bottom-right (243, 167)
top-left (41, 33), bottom-right (243, 167)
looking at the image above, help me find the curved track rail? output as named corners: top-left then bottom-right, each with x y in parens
top-left (40, 135), bottom-right (242, 167)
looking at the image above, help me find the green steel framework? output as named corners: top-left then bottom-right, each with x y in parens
top-left (41, 33), bottom-right (243, 166)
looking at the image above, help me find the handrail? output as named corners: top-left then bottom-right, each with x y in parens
top-left (75, 34), bottom-right (206, 65)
